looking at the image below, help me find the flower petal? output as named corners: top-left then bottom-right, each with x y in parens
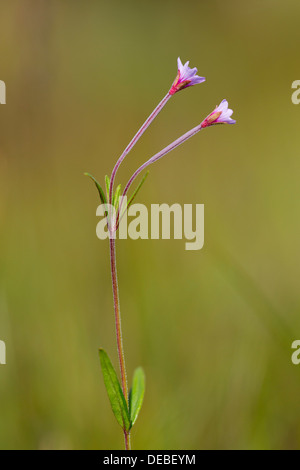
top-left (170, 57), bottom-right (205, 94)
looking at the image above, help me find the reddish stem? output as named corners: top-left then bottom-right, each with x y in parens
top-left (109, 236), bottom-right (131, 450)
top-left (109, 92), bottom-right (171, 208)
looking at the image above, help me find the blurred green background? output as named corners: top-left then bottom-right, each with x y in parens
top-left (0, 0), bottom-right (300, 450)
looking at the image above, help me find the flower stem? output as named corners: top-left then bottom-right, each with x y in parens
top-left (109, 236), bottom-right (131, 450)
top-left (109, 92), bottom-right (172, 207)
top-left (118, 124), bottom-right (203, 219)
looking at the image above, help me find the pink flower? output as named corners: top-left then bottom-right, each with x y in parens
top-left (169, 57), bottom-right (205, 95)
top-left (201, 99), bottom-right (236, 128)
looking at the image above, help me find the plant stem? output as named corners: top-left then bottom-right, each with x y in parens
top-left (118, 124), bottom-right (203, 218)
top-left (109, 92), bottom-right (172, 207)
top-left (109, 236), bottom-right (131, 450)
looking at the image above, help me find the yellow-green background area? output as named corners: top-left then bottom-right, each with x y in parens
top-left (0, 0), bottom-right (299, 450)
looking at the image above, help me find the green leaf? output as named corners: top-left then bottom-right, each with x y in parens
top-left (105, 175), bottom-right (110, 201)
top-left (84, 172), bottom-right (107, 206)
top-left (129, 367), bottom-right (145, 427)
top-left (99, 349), bottom-right (131, 431)
top-left (113, 184), bottom-right (122, 211)
top-left (119, 171), bottom-right (149, 220)
top-left (127, 171), bottom-right (149, 210)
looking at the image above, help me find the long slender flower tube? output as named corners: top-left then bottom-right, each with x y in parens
top-left (108, 58), bottom-right (205, 210)
top-left (117, 99), bottom-right (235, 224)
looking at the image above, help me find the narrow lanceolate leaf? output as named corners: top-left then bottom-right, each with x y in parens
top-left (129, 367), bottom-right (145, 427)
top-left (127, 171), bottom-right (149, 212)
top-left (99, 349), bottom-right (131, 432)
top-left (105, 175), bottom-right (110, 201)
top-left (119, 171), bottom-right (150, 222)
top-left (84, 173), bottom-right (107, 207)
top-left (113, 184), bottom-right (122, 211)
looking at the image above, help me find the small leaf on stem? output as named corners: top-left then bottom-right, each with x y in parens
top-left (119, 171), bottom-right (149, 222)
top-left (105, 175), bottom-right (110, 201)
top-left (84, 172), bottom-right (107, 206)
top-left (84, 172), bottom-right (109, 222)
top-left (113, 184), bottom-right (122, 211)
top-left (127, 171), bottom-right (149, 211)
top-left (129, 367), bottom-right (145, 427)
top-left (99, 349), bottom-right (131, 432)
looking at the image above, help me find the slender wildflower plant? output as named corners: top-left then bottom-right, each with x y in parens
top-left (85, 57), bottom-right (235, 450)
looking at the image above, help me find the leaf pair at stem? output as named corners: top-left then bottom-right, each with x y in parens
top-left (84, 171), bottom-right (149, 230)
top-left (99, 349), bottom-right (145, 432)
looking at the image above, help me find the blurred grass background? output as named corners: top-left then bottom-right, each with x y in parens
top-left (0, 0), bottom-right (300, 449)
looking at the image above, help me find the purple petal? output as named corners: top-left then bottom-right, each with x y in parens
top-left (177, 57), bottom-right (183, 71)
